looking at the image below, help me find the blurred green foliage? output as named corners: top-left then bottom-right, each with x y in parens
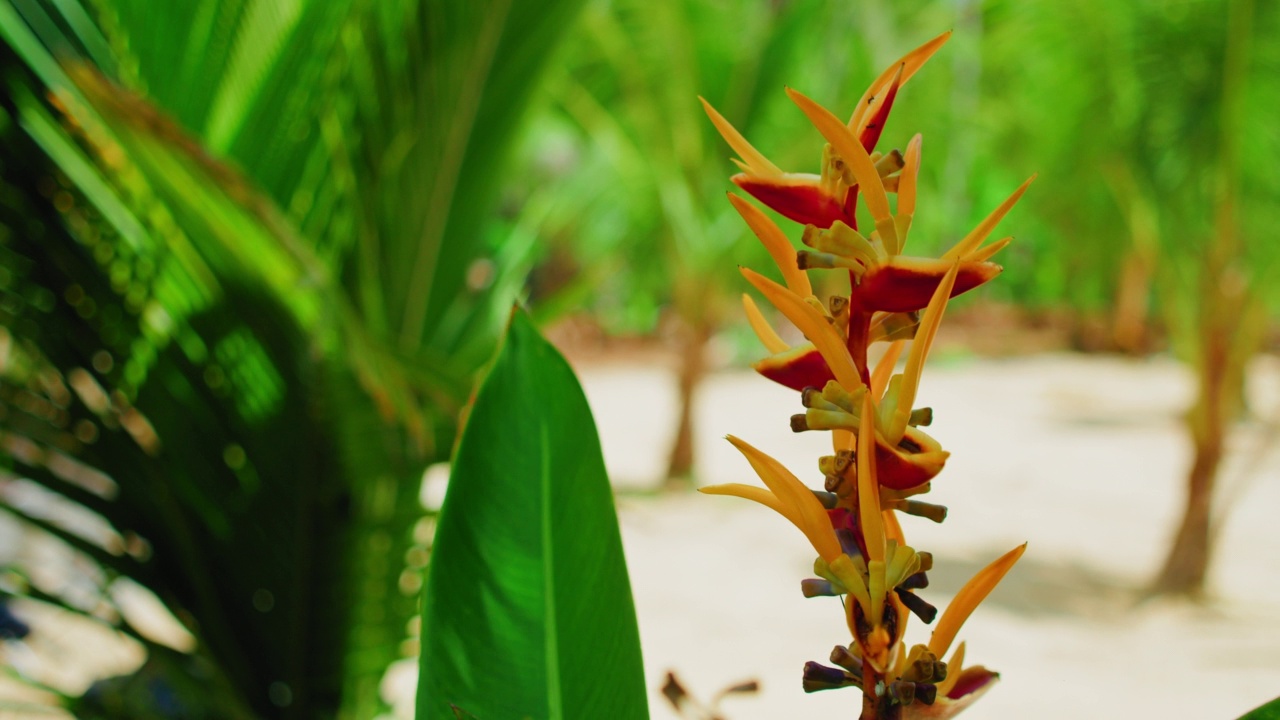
top-left (523, 0), bottom-right (1280, 342)
top-left (0, 0), bottom-right (583, 717)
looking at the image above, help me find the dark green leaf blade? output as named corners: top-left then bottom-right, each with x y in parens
top-left (418, 310), bottom-right (646, 720)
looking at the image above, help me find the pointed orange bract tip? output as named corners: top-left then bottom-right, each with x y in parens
top-left (849, 30), bottom-right (952, 129)
top-left (786, 87), bottom-right (892, 223)
top-left (726, 435), bottom-right (842, 562)
top-left (699, 483), bottom-right (787, 516)
top-left (700, 96), bottom-right (781, 177)
top-left (899, 134), bottom-right (923, 218)
top-left (969, 236), bottom-right (1011, 264)
top-left (729, 193), bottom-right (812, 297)
top-left (871, 340), bottom-right (906, 400)
top-left (928, 543), bottom-right (1027, 658)
top-left (943, 175), bottom-right (1037, 262)
top-left (742, 294), bottom-right (789, 354)
top-left (889, 263), bottom-right (958, 444)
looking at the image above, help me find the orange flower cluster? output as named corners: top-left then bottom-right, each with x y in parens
top-left (700, 33), bottom-right (1032, 720)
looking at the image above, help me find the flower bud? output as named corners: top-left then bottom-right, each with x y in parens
top-left (802, 661), bottom-right (860, 693)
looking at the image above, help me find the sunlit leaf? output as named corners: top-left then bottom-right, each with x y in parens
top-left (418, 310), bottom-right (647, 720)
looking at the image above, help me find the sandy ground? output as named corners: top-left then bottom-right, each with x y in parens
top-left (578, 352), bottom-right (1280, 720)
top-left (6, 352), bottom-right (1280, 719)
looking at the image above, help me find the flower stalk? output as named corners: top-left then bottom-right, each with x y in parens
top-left (700, 33), bottom-right (1032, 719)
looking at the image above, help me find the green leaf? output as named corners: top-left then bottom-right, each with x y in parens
top-left (1239, 697), bottom-right (1280, 720)
top-left (418, 310), bottom-right (647, 720)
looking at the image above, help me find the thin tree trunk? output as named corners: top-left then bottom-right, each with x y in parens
top-left (1110, 244), bottom-right (1152, 355)
top-left (1152, 0), bottom-right (1255, 600)
top-left (1152, 426), bottom-right (1222, 597)
top-left (1153, 324), bottom-right (1228, 597)
top-left (664, 318), bottom-right (711, 490)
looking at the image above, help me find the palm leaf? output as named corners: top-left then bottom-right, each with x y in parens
top-left (0, 0), bottom-right (590, 716)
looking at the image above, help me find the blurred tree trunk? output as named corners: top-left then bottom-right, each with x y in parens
top-left (1103, 162), bottom-right (1159, 355)
top-left (1110, 248), bottom-right (1151, 354)
top-left (1152, 0), bottom-right (1257, 598)
top-left (664, 316), bottom-right (711, 490)
top-left (1153, 334), bottom-right (1228, 596)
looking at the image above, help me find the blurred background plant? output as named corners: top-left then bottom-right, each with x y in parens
top-left (522, 0), bottom-right (1280, 593)
top-left (1, 0), bottom-right (1279, 716)
top-left (0, 0), bottom-right (584, 716)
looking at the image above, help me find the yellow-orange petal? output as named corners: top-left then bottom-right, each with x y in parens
top-left (726, 435), bottom-right (842, 562)
top-left (888, 264), bottom-right (958, 444)
top-left (741, 268), bottom-right (860, 390)
top-left (699, 483), bottom-right (787, 517)
top-left (928, 543), bottom-right (1028, 658)
top-left (857, 394), bottom-right (885, 564)
top-left (883, 508), bottom-right (905, 545)
top-left (969, 236), bottom-right (1012, 263)
top-left (899, 134), bottom-right (923, 218)
top-left (871, 340), bottom-right (906, 399)
top-left (732, 173), bottom-right (853, 229)
top-left (729, 193), bottom-right (812, 297)
top-left (942, 175), bottom-right (1036, 262)
top-left (700, 96), bottom-right (782, 177)
top-left (849, 31), bottom-right (953, 131)
top-left (852, 257), bottom-right (1002, 314)
top-left (786, 88), bottom-right (893, 227)
top-left (935, 642), bottom-right (967, 697)
top-left (833, 428), bottom-right (855, 453)
top-left (743, 294), bottom-right (789, 354)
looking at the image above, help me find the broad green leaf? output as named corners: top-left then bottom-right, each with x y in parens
top-left (0, 18), bottom-right (424, 719)
top-left (3, 0), bottom-right (594, 716)
top-left (418, 310), bottom-right (647, 720)
top-left (1238, 696), bottom-right (1280, 720)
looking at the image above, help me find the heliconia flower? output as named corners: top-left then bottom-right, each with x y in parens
top-left (729, 191), bottom-right (838, 390)
top-left (893, 543), bottom-right (1026, 719)
top-left (706, 30), bottom-right (1032, 718)
top-left (744, 261), bottom-right (960, 490)
top-left (700, 435), bottom-right (843, 563)
top-left (786, 87), bottom-right (1036, 314)
top-left (702, 407), bottom-right (927, 673)
top-left (700, 32), bottom-right (952, 230)
top-left (744, 291), bottom-right (924, 392)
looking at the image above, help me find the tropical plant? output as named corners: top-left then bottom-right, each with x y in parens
top-left (699, 34), bottom-right (1031, 719)
top-left (416, 311), bottom-right (647, 719)
top-left (0, 0), bottom-right (585, 715)
top-left (537, 0), bottom-right (928, 486)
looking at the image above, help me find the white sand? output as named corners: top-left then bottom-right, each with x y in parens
top-left (6, 353), bottom-right (1280, 719)
top-left (580, 353), bottom-right (1280, 719)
